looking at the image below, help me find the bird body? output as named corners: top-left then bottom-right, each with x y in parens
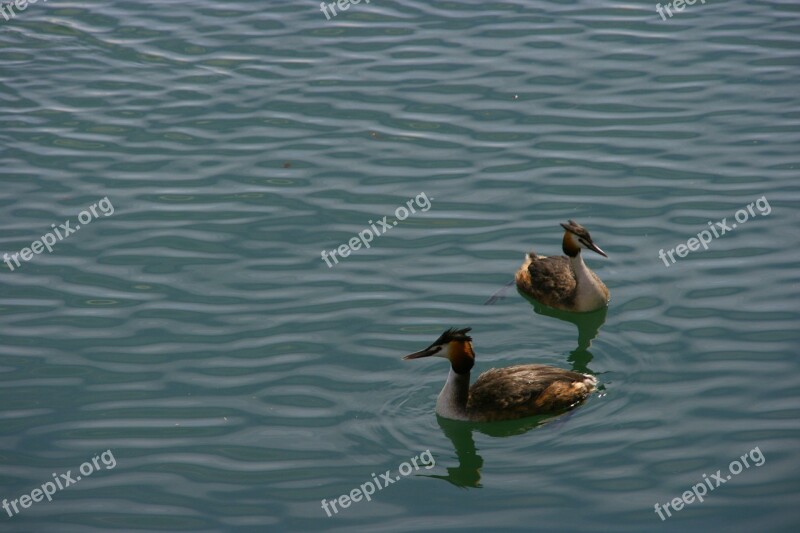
top-left (516, 220), bottom-right (609, 312)
top-left (403, 328), bottom-right (596, 422)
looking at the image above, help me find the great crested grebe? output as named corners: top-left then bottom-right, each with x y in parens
top-left (515, 220), bottom-right (609, 312)
top-left (402, 328), bottom-right (597, 422)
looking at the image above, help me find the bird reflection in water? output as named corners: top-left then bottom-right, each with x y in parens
top-left (424, 410), bottom-right (579, 488)
top-left (485, 287), bottom-right (607, 374)
top-left (525, 296), bottom-right (608, 375)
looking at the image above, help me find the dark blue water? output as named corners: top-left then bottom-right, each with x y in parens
top-left (1, 0), bottom-right (799, 531)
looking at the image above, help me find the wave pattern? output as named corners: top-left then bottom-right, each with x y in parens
top-left (0, 0), bottom-right (799, 531)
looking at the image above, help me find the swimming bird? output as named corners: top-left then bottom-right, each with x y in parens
top-left (515, 220), bottom-right (609, 312)
top-left (402, 328), bottom-right (597, 422)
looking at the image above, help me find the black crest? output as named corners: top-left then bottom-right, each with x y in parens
top-left (433, 327), bottom-right (472, 345)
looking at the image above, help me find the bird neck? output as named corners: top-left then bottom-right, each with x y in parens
top-left (569, 252), bottom-right (589, 280)
top-left (569, 253), bottom-right (606, 308)
top-left (436, 367), bottom-right (471, 421)
top-left (562, 232), bottom-right (581, 257)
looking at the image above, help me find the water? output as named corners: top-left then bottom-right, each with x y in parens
top-left (1, 0), bottom-right (799, 531)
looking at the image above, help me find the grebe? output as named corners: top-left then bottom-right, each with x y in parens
top-left (515, 220), bottom-right (609, 312)
top-left (402, 328), bottom-right (597, 422)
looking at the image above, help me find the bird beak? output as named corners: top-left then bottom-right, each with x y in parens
top-left (402, 346), bottom-right (439, 360)
top-left (587, 241), bottom-right (608, 257)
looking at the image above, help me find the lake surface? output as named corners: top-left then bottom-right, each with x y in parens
top-left (1, 0), bottom-right (799, 531)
